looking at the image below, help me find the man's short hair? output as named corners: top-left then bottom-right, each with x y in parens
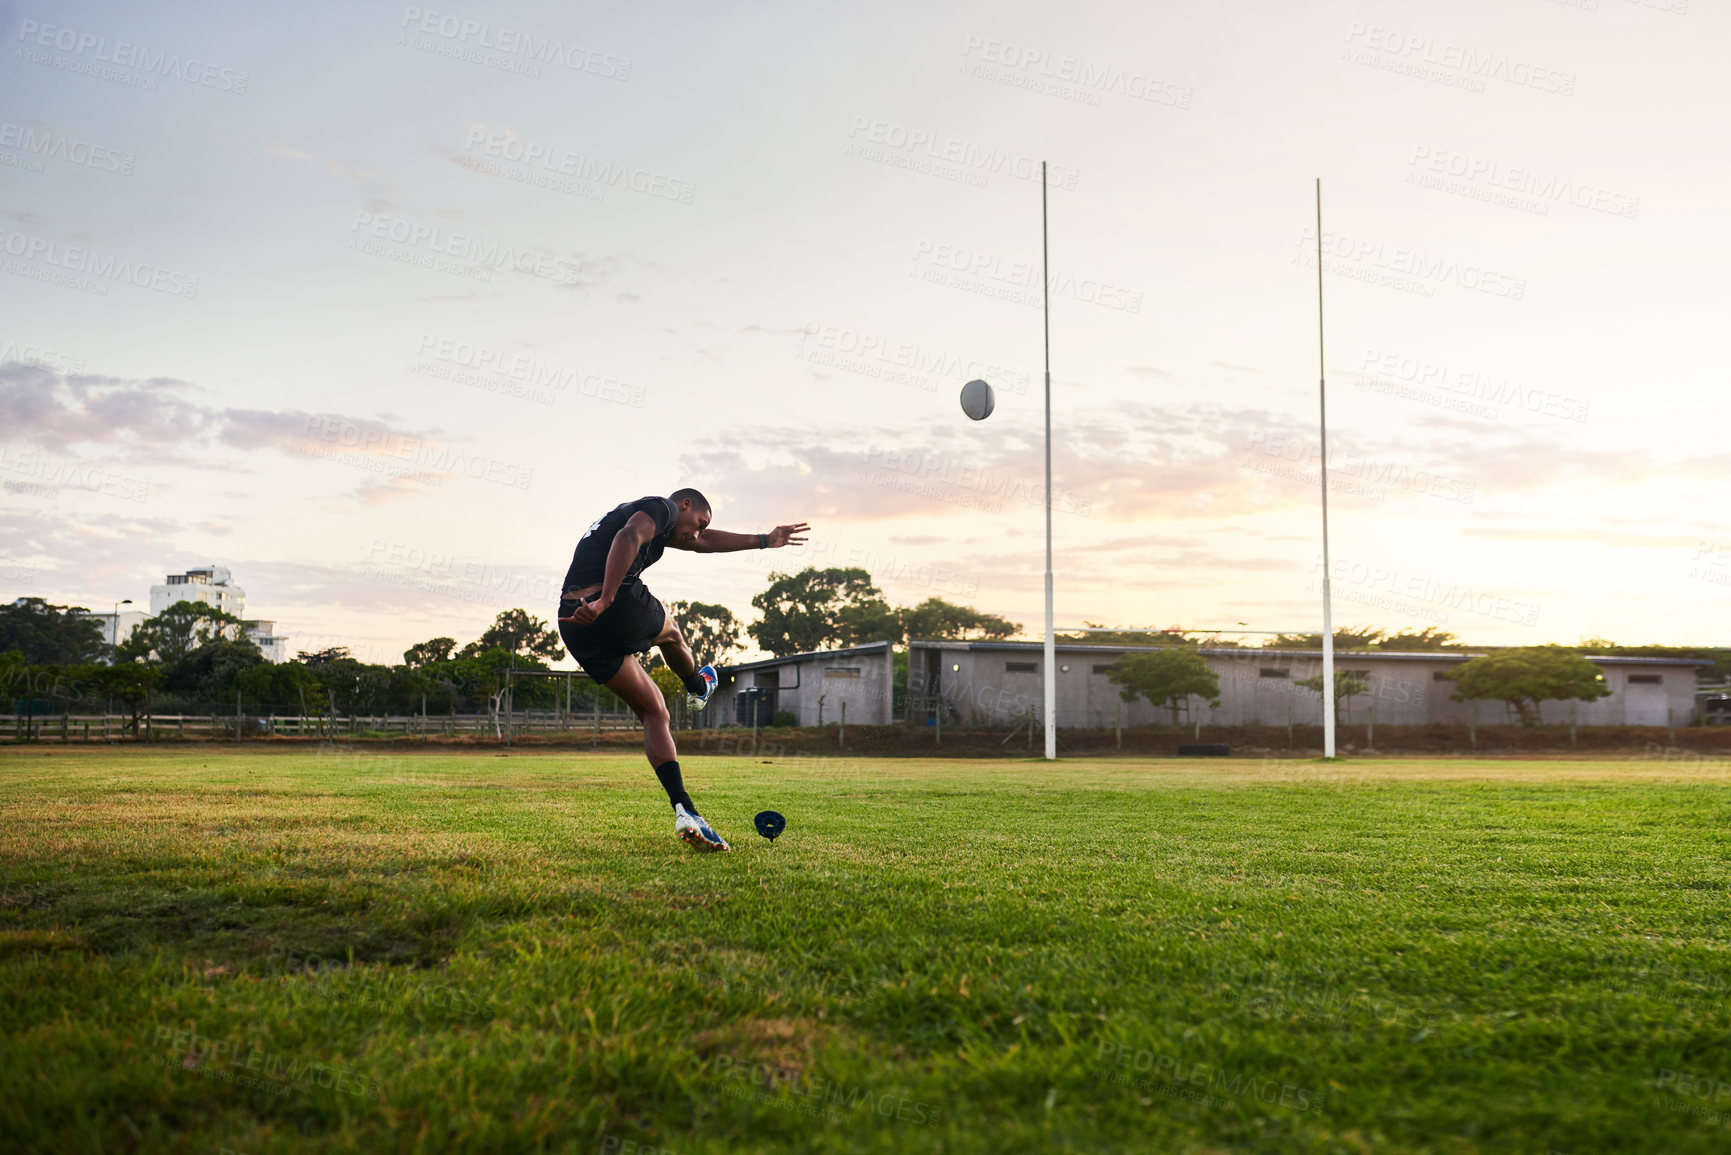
top-left (669, 487), bottom-right (711, 513)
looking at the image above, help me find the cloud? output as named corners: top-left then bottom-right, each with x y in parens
top-left (679, 400), bottom-right (1682, 532)
top-left (2, 363), bottom-right (453, 470)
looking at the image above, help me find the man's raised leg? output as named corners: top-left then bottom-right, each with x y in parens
top-left (604, 656), bottom-right (729, 851)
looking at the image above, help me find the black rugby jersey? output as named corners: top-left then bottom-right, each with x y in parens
top-left (562, 496), bottom-right (678, 592)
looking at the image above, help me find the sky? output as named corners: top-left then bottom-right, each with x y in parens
top-left (0, 0), bottom-right (1725, 667)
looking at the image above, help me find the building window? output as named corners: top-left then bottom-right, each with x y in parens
top-left (1259, 668), bottom-right (1288, 679)
top-left (825, 667), bottom-right (862, 679)
top-left (1627, 674), bottom-right (1662, 685)
top-left (1006, 661), bottom-right (1038, 673)
top-left (1433, 671), bottom-right (1455, 681)
top-left (1092, 664), bottom-right (1113, 675)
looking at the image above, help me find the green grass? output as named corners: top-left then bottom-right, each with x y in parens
top-left (3, 747), bottom-right (1730, 1153)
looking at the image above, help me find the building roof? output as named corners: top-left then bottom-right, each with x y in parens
top-left (721, 640), bottom-right (893, 674)
top-left (908, 639), bottom-right (1713, 666)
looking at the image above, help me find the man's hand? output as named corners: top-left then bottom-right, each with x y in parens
top-left (766, 522), bottom-right (810, 548)
top-left (558, 595), bottom-right (609, 626)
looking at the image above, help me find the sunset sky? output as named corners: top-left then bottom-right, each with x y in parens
top-left (2, 0), bottom-right (1725, 665)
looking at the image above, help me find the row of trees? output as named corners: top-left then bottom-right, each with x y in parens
top-left (749, 568), bottom-right (1016, 656)
top-left (1103, 644), bottom-right (1618, 727)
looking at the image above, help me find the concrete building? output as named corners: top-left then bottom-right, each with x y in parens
top-left (151, 565), bottom-right (246, 617)
top-left (242, 620), bottom-right (289, 663)
top-left (78, 608), bottom-right (149, 653)
top-left (117, 566), bottom-right (287, 662)
top-left (716, 642), bottom-right (895, 727)
top-left (908, 640), bottom-right (1710, 728)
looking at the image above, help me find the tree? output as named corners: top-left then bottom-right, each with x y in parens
top-left (1266, 627), bottom-right (1386, 651)
top-left (1106, 649), bottom-right (1221, 726)
top-left (0, 597), bottom-right (107, 665)
top-left (460, 609), bottom-right (563, 661)
top-left (1377, 627), bottom-right (1459, 651)
top-left (648, 665), bottom-right (683, 705)
top-left (669, 601), bottom-right (743, 665)
top-left (120, 601), bottom-right (246, 665)
top-left (897, 598), bottom-right (1018, 644)
top-left (78, 663), bottom-right (165, 734)
top-left (312, 656), bottom-right (394, 717)
top-left (403, 637), bottom-right (456, 668)
top-left (749, 568), bottom-right (890, 657)
top-left (163, 636), bottom-right (265, 701)
top-left (1296, 669), bottom-right (1372, 724)
top-left (1057, 622), bottom-right (1196, 646)
top-left (1444, 646), bottom-right (1611, 726)
top-left (234, 660), bottom-right (328, 712)
top-left (297, 646), bottom-right (351, 666)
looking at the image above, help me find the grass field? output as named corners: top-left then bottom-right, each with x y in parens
top-left (3, 747), bottom-right (1730, 1154)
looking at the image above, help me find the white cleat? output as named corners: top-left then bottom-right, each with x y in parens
top-left (674, 803), bottom-right (731, 852)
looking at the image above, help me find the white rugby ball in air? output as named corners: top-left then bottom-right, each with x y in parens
top-left (960, 379), bottom-right (995, 421)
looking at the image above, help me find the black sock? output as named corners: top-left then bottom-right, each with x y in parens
top-left (681, 670), bottom-right (709, 695)
top-left (654, 760), bottom-right (696, 814)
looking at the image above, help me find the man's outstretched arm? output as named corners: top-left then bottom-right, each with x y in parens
top-left (678, 522), bottom-right (810, 554)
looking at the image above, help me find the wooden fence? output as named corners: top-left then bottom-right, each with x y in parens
top-left (0, 709), bottom-right (645, 743)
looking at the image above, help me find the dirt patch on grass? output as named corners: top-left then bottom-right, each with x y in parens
top-left (689, 1016), bottom-right (833, 1078)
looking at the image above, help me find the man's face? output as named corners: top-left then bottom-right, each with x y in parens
top-left (672, 501), bottom-right (710, 546)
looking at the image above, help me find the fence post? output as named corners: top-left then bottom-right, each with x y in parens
top-left (236, 691), bottom-right (242, 743)
top-left (839, 701), bottom-right (845, 750)
top-left (1668, 706), bottom-right (1675, 746)
top-left (1116, 701), bottom-right (1122, 751)
top-left (1367, 703), bottom-right (1374, 749)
